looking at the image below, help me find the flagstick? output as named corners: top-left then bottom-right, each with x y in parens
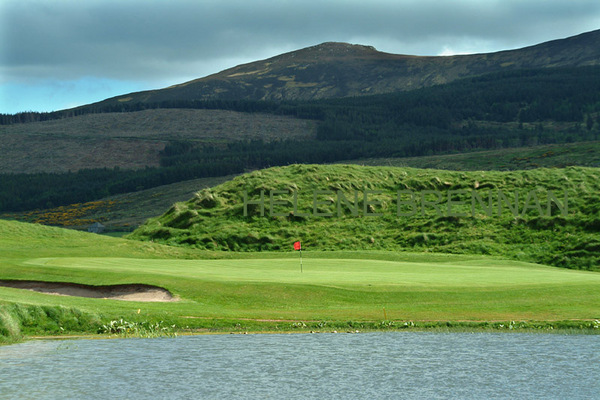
top-left (300, 248), bottom-right (303, 273)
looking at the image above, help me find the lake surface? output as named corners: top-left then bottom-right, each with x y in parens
top-left (1, 332), bottom-right (598, 399)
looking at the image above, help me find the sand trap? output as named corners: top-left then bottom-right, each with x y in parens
top-left (0, 280), bottom-right (177, 302)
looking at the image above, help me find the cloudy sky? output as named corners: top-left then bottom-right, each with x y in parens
top-left (1, 0), bottom-right (599, 114)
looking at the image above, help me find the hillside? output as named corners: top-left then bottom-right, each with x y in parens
top-left (2, 141), bottom-right (599, 230)
top-left (1, 31), bottom-right (599, 214)
top-left (0, 109), bottom-right (316, 174)
top-left (0, 174), bottom-right (237, 231)
top-left (1, 65), bottom-right (599, 213)
top-left (92, 29), bottom-right (600, 105)
top-left (345, 141), bottom-right (600, 170)
top-left (130, 164), bottom-right (600, 271)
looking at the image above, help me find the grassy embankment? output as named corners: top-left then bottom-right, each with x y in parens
top-left (130, 164), bottom-right (600, 270)
top-left (1, 217), bottom-right (599, 344)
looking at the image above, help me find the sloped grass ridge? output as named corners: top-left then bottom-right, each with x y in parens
top-left (130, 165), bottom-right (600, 270)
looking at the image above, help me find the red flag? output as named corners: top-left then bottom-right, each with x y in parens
top-left (293, 241), bottom-right (301, 251)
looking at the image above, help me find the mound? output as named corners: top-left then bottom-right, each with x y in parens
top-left (0, 280), bottom-right (176, 302)
top-left (129, 164), bottom-right (600, 270)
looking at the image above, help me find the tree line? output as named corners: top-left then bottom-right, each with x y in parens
top-left (4, 66), bottom-right (598, 127)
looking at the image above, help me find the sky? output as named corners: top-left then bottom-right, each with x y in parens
top-left (1, 0), bottom-right (599, 114)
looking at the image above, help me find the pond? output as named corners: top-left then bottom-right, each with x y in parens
top-left (1, 332), bottom-right (598, 399)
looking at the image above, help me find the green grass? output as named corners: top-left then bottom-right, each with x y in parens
top-left (7, 256), bottom-right (600, 322)
top-left (130, 164), bottom-right (600, 270)
top-left (1, 219), bottom-right (599, 342)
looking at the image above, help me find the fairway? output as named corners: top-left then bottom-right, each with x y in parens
top-left (3, 255), bottom-right (600, 323)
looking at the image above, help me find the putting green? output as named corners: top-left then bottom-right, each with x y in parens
top-left (3, 256), bottom-right (599, 322)
top-left (23, 256), bottom-right (600, 288)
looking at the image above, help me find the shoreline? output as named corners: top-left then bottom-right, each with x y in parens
top-left (3, 319), bottom-right (598, 346)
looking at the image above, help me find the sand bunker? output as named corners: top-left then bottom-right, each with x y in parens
top-left (0, 280), bottom-right (177, 302)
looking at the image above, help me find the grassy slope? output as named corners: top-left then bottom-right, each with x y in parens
top-left (0, 109), bottom-right (316, 174)
top-left (1, 219), bottom-right (599, 342)
top-left (0, 174), bottom-right (238, 231)
top-left (130, 164), bottom-right (600, 270)
top-left (344, 141), bottom-right (600, 170)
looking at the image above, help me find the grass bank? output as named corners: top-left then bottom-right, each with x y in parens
top-left (130, 164), bottom-right (600, 270)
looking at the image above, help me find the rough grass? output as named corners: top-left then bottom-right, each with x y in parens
top-left (0, 304), bottom-right (102, 343)
top-left (130, 164), bottom-right (600, 270)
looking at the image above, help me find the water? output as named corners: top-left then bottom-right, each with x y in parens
top-left (0, 332), bottom-right (598, 399)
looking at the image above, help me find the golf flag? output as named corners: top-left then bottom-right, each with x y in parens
top-left (294, 241), bottom-right (303, 272)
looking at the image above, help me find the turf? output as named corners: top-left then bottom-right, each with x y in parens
top-left (4, 256), bottom-right (599, 322)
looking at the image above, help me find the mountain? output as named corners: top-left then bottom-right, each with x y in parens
top-left (2, 64), bottom-right (599, 212)
top-left (2, 30), bottom-right (599, 215)
top-left (100, 29), bottom-right (600, 105)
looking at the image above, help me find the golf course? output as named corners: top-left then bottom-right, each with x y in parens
top-left (1, 205), bottom-right (599, 342)
top-left (1, 164), bottom-right (600, 342)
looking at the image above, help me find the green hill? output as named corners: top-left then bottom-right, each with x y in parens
top-left (129, 164), bottom-right (600, 271)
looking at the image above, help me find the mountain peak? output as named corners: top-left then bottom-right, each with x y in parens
top-left (260, 41), bottom-right (383, 65)
top-left (104, 29), bottom-right (600, 105)
top-left (303, 41), bottom-right (378, 54)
